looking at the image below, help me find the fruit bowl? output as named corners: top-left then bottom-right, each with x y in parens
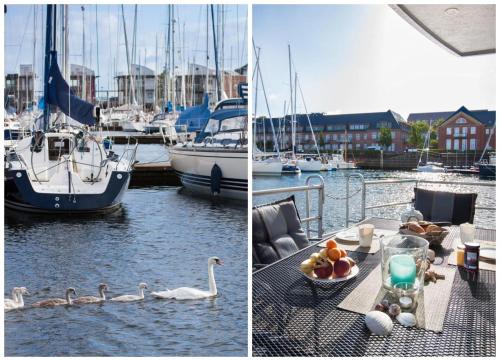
top-left (302, 264), bottom-right (359, 284)
top-left (299, 239), bottom-right (359, 284)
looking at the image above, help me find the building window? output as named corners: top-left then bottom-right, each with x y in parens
top-left (454, 139), bottom-right (459, 150)
top-left (461, 139), bottom-right (467, 151)
top-left (356, 133), bottom-right (360, 140)
top-left (356, 143), bottom-right (360, 148)
top-left (371, 132), bottom-right (377, 140)
top-left (446, 139), bottom-right (452, 150)
top-left (446, 128), bottom-right (451, 135)
top-left (332, 134), bottom-right (337, 141)
top-left (454, 127), bottom-right (460, 136)
top-left (391, 131), bottom-right (395, 138)
top-left (470, 139), bottom-right (476, 150)
top-left (363, 133), bottom-right (368, 140)
top-left (486, 128), bottom-right (490, 135)
top-left (456, 117), bottom-right (467, 124)
top-left (471, 126), bottom-right (476, 135)
top-left (463, 127), bottom-right (468, 135)
top-left (377, 121), bottom-right (391, 128)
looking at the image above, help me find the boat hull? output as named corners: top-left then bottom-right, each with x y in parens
top-left (170, 147), bottom-right (248, 200)
top-left (253, 159), bottom-right (282, 176)
top-left (479, 164), bottom-right (496, 177)
top-left (5, 169), bottom-right (131, 213)
top-left (296, 159), bottom-right (322, 172)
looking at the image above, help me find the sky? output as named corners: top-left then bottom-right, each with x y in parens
top-left (253, 4), bottom-right (496, 119)
top-left (4, 4), bottom-right (247, 94)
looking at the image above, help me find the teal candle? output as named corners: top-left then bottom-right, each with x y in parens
top-left (390, 255), bottom-right (416, 285)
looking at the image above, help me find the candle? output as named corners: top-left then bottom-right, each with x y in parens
top-left (390, 255), bottom-right (416, 285)
top-left (456, 249), bottom-right (465, 266)
top-left (399, 296), bottom-right (413, 309)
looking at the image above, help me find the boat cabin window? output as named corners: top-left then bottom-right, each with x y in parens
top-left (48, 138), bottom-right (71, 160)
top-left (205, 118), bottom-right (220, 134)
top-left (220, 116), bottom-right (247, 132)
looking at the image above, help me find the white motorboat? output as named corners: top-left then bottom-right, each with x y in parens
top-left (328, 152), bottom-right (356, 170)
top-left (170, 97), bottom-right (248, 200)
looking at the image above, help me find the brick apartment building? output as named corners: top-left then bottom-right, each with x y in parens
top-left (256, 110), bottom-right (410, 152)
top-left (437, 106), bottom-right (495, 151)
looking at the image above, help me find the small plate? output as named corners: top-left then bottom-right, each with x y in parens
top-left (480, 248), bottom-right (496, 262)
top-left (334, 228), bottom-right (398, 244)
top-left (302, 265), bottom-right (359, 284)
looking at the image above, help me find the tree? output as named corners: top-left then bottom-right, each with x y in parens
top-left (378, 127), bottom-right (393, 150)
top-left (408, 121), bottom-right (429, 148)
top-left (318, 131), bottom-right (325, 150)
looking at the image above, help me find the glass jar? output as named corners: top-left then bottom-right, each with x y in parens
top-left (381, 234), bottom-right (429, 291)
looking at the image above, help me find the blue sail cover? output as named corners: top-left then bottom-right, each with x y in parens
top-left (175, 93), bottom-right (211, 132)
top-left (47, 51), bottom-right (95, 126)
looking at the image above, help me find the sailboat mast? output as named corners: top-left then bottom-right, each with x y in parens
top-left (172, 5), bottom-right (176, 112)
top-left (205, 5), bottom-right (209, 95)
top-left (255, 47), bottom-right (262, 154)
top-left (33, 5), bottom-right (37, 108)
top-left (165, 5), bottom-right (170, 111)
top-left (43, 5), bottom-right (54, 131)
top-left (95, 5), bottom-right (100, 106)
top-left (81, 6), bottom-right (86, 102)
top-left (211, 5), bottom-right (221, 102)
top-left (288, 44), bottom-right (295, 158)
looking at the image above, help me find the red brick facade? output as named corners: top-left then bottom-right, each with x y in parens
top-left (438, 111), bottom-right (495, 151)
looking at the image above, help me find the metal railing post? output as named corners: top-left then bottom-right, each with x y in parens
top-left (361, 179), bottom-right (366, 220)
top-left (345, 176), bottom-right (350, 227)
top-left (305, 187), bottom-right (311, 239)
top-left (318, 180), bottom-right (324, 238)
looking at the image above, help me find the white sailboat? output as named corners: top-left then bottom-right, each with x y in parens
top-left (252, 44), bottom-right (282, 176)
top-left (416, 121), bottom-right (445, 172)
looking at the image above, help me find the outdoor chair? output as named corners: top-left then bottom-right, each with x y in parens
top-left (253, 196), bottom-right (309, 270)
top-left (413, 187), bottom-right (478, 225)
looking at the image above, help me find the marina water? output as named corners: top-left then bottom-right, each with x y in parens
top-left (254, 170), bottom-right (495, 235)
top-left (5, 145), bottom-right (247, 356)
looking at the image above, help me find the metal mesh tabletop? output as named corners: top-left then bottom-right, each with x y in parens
top-left (252, 218), bottom-right (496, 357)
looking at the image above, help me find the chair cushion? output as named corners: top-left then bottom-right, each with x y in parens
top-left (414, 188), bottom-right (434, 221)
top-left (414, 188), bottom-right (477, 225)
top-left (252, 196), bottom-right (309, 265)
top-left (270, 235), bottom-right (301, 259)
top-left (452, 192), bottom-right (478, 224)
top-left (252, 209), bottom-right (280, 265)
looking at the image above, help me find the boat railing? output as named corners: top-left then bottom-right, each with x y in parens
top-left (345, 172), bottom-right (496, 226)
top-left (253, 175), bottom-right (325, 239)
top-left (116, 139), bottom-right (139, 171)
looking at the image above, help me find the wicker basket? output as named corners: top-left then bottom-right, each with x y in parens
top-left (399, 223), bottom-right (449, 246)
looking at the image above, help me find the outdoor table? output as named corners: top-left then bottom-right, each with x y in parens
top-left (252, 217), bottom-right (496, 357)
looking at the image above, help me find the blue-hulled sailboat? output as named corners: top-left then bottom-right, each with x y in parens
top-left (5, 5), bottom-right (137, 213)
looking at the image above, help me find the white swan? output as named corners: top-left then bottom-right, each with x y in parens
top-left (73, 283), bottom-right (108, 304)
top-left (32, 288), bottom-right (77, 307)
top-left (5, 287), bottom-right (29, 311)
top-left (110, 283), bottom-right (147, 302)
top-left (151, 257), bottom-right (223, 300)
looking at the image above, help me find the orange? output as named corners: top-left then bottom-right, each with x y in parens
top-left (326, 239), bottom-right (338, 249)
top-left (327, 248), bottom-right (342, 262)
top-left (339, 248), bottom-right (347, 257)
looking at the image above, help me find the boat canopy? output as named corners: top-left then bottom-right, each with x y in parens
top-left (47, 51), bottom-right (96, 126)
top-left (195, 107), bottom-right (247, 143)
top-left (175, 93), bottom-right (211, 132)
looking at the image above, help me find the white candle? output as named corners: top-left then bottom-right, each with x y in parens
top-left (399, 296), bottom-right (413, 309)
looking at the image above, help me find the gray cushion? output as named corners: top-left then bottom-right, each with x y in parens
top-left (252, 196), bottom-right (309, 267)
top-left (270, 235), bottom-right (301, 258)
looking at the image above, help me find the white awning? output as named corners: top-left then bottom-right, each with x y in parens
top-left (390, 4), bottom-right (495, 57)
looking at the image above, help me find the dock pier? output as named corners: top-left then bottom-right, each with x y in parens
top-left (130, 161), bottom-right (181, 187)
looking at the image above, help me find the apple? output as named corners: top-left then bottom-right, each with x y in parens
top-left (333, 258), bottom-right (351, 277)
top-left (313, 260), bottom-right (333, 279)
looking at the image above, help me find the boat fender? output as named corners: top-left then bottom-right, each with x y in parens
top-left (30, 131), bottom-right (45, 153)
top-left (211, 163), bottom-right (222, 195)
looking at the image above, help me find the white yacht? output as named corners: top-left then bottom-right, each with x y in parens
top-left (253, 157), bottom-right (283, 176)
top-left (170, 97), bottom-right (248, 200)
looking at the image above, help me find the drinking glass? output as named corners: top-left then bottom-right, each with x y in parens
top-left (358, 224), bottom-right (374, 247)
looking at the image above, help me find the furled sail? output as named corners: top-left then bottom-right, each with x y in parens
top-left (47, 51), bottom-right (95, 126)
